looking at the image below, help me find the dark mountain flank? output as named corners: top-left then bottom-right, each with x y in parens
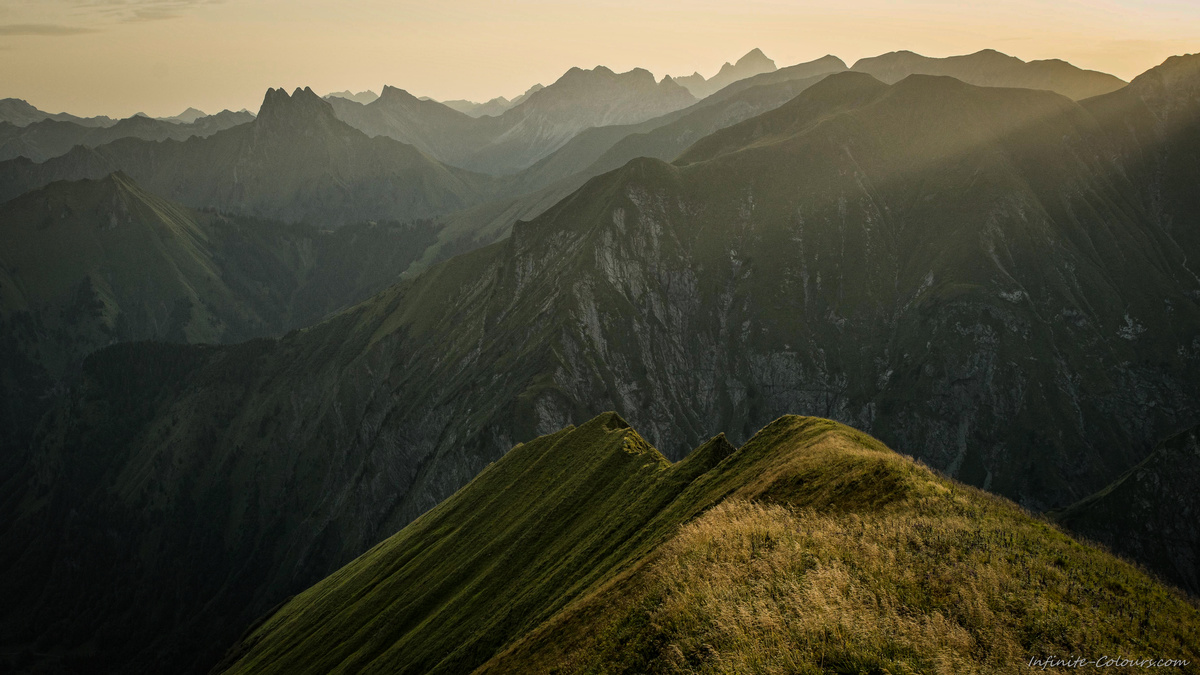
top-left (0, 87), bottom-right (496, 226)
top-left (852, 48), bottom-right (1127, 99)
top-left (1050, 425), bottom-right (1200, 597)
top-left (0, 172), bottom-right (436, 470)
top-left (3, 57), bottom-right (1200, 673)
top-left (215, 415), bottom-right (1200, 674)
top-left (0, 109), bottom-right (254, 163)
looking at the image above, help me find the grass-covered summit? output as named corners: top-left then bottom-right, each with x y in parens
top-left (217, 414), bottom-right (1200, 674)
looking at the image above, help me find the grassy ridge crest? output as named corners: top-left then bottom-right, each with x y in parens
top-left (218, 415), bottom-right (1200, 674)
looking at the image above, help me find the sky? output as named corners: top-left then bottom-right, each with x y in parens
top-left (0, 0), bottom-right (1197, 119)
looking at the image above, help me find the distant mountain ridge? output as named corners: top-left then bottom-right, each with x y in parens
top-left (0, 86), bottom-right (497, 226)
top-left (0, 109), bottom-right (255, 163)
top-left (327, 66), bottom-right (695, 174)
top-left (440, 84), bottom-right (545, 117)
top-left (158, 107), bottom-right (209, 124)
top-left (851, 48), bottom-right (1127, 99)
top-left (0, 98), bottom-right (116, 128)
top-left (325, 89), bottom-right (379, 105)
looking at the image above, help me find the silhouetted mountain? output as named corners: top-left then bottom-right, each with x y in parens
top-left (0, 98), bottom-right (116, 128)
top-left (674, 47), bottom-right (778, 98)
top-left (852, 48), bottom-right (1126, 99)
top-left (3, 54), bottom-right (1198, 674)
top-left (159, 107), bottom-right (208, 124)
top-left (0, 86), bottom-right (497, 226)
top-left (0, 109), bottom-right (255, 162)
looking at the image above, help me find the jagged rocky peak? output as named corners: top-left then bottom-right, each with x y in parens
top-left (256, 85), bottom-right (337, 128)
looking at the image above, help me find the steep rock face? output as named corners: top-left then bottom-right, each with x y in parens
top-left (0, 87), bottom-right (496, 226)
top-left (3, 61), bottom-right (1200, 673)
top-left (852, 48), bottom-right (1126, 100)
top-left (1051, 426), bottom-right (1200, 596)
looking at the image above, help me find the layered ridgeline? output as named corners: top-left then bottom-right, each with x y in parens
top-left (420, 55), bottom-right (850, 273)
top-left (3, 58), bottom-right (1200, 674)
top-left (0, 109), bottom-right (254, 163)
top-left (328, 65), bottom-right (696, 175)
top-left (0, 172), bottom-right (436, 467)
top-left (0, 87), bottom-right (496, 226)
top-left (851, 48), bottom-right (1127, 99)
top-left (215, 414), bottom-right (1200, 674)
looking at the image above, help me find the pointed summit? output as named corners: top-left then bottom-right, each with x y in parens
top-left (674, 48), bottom-right (778, 98)
top-left (255, 86), bottom-right (338, 131)
top-left (735, 47), bottom-right (775, 69)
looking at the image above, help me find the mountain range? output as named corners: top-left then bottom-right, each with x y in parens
top-left (2, 52), bottom-right (1198, 674)
top-left (2, 45), bottom-right (1199, 675)
top-left (0, 87), bottom-right (497, 226)
top-left (327, 66), bottom-right (696, 175)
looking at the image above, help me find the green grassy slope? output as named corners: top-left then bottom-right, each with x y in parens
top-left (219, 414), bottom-right (1200, 674)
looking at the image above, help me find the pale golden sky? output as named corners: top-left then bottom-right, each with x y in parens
top-left (0, 0), bottom-right (1196, 118)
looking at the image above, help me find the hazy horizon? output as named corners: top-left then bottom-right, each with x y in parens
top-left (1, 0), bottom-right (1198, 119)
